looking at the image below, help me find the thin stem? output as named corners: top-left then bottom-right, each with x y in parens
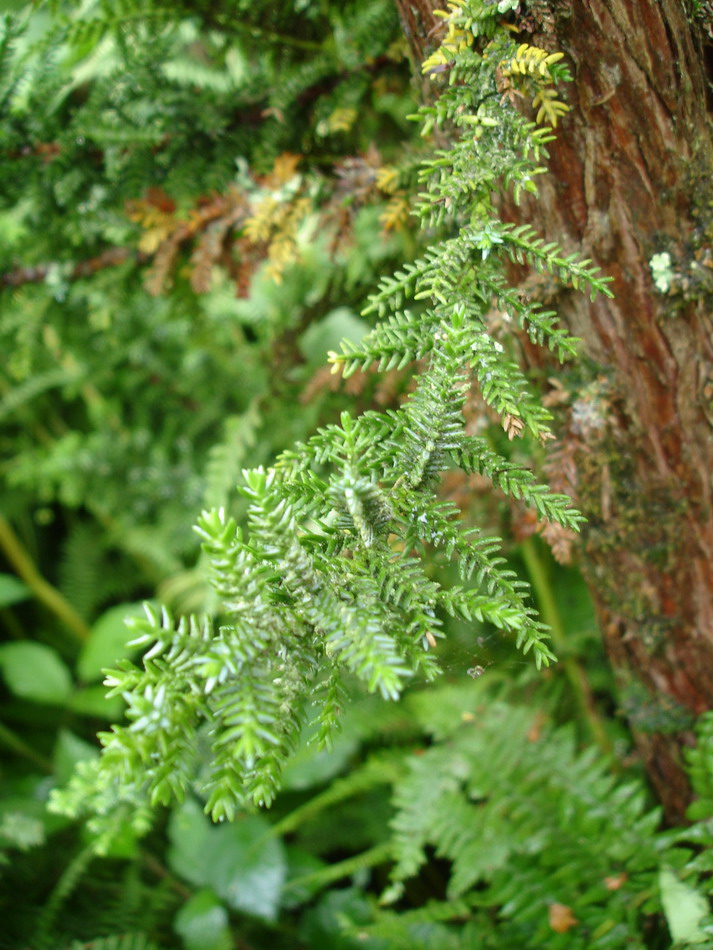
top-left (33, 841), bottom-right (96, 950)
top-left (142, 852), bottom-right (192, 900)
top-left (0, 514), bottom-right (90, 643)
top-left (0, 721), bottom-right (53, 772)
top-left (229, 21), bottom-right (326, 52)
top-left (284, 841), bottom-right (393, 892)
top-left (265, 758), bottom-right (400, 840)
top-left (520, 535), bottom-right (613, 757)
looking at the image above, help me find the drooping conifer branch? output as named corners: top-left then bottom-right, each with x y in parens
top-left (51, 0), bottom-right (612, 827)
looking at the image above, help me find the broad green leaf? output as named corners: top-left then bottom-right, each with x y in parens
top-left (77, 601), bottom-right (147, 681)
top-left (281, 726), bottom-right (358, 791)
top-left (0, 642), bottom-right (72, 704)
top-left (299, 308), bottom-right (369, 365)
top-left (168, 799), bottom-right (286, 921)
top-left (174, 889), bottom-right (232, 950)
top-left (0, 573), bottom-right (31, 607)
top-left (53, 728), bottom-right (98, 786)
top-left (167, 799), bottom-right (213, 884)
top-left (211, 816), bottom-right (286, 920)
top-left (282, 847), bottom-right (327, 909)
top-left (659, 867), bottom-right (709, 944)
top-left (67, 684), bottom-right (124, 720)
top-left (0, 811), bottom-right (45, 851)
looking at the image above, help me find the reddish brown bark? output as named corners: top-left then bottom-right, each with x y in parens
top-left (395, 0), bottom-right (442, 62)
top-left (524, 0), bottom-right (713, 821)
top-left (398, 0), bottom-right (713, 819)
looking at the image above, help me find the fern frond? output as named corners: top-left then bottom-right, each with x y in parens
top-left (203, 399), bottom-right (262, 510)
top-left (0, 366), bottom-right (78, 423)
top-left (44, 0), bottom-right (605, 824)
top-left (65, 936), bottom-right (162, 950)
top-left (384, 688), bottom-right (663, 927)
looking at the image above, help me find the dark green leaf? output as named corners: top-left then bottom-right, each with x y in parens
top-left (0, 573), bottom-right (31, 607)
top-left (77, 602), bottom-right (148, 682)
top-left (173, 889), bottom-right (232, 950)
top-left (0, 642), bottom-right (72, 704)
top-left (167, 799), bottom-right (286, 921)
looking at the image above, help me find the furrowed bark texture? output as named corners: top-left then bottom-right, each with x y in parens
top-left (528, 0), bottom-right (713, 821)
top-left (398, 0), bottom-right (713, 819)
top-left (520, 0), bottom-right (713, 822)
top-left (395, 0), bottom-right (441, 62)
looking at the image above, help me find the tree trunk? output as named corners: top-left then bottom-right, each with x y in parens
top-left (523, 0), bottom-right (713, 822)
top-left (397, 0), bottom-right (713, 820)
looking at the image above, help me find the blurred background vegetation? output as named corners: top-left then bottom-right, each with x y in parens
top-left (2, 1), bottom-right (713, 948)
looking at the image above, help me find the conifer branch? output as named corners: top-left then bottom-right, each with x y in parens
top-left (47, 0), bottom-right (615, 823)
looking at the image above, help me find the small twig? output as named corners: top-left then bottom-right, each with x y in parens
top-left (520, 535), bottom-right (614, 758)
top-left (1, 247), bottom-right (137, 290)
top-left (284, 841), bottom-right (393, 892)
top-left (0, 514), bottom-right (90, 643)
